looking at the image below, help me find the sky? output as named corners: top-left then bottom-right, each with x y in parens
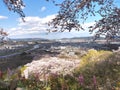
top-left (0, 0), bottom-right (119, 39)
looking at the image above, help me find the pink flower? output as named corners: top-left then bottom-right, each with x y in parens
top-left (93, 75), bottom-right (97, 86)
top-left (78, 74), bottom-right (84, 85)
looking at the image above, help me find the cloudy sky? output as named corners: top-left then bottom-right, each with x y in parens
top-left (0, 0), bottom-right (119, 39)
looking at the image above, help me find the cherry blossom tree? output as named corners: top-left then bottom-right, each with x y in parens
top-left (89, 7), bottom-right (120, 41)
top-left (48, 0), bottom-right (120, 41)
top-left (0, 28), bottom-right (8, 43)
top-left (3, 0), bottom-right (25, 20)
top-left (3, 0), bottom-right (120, 41)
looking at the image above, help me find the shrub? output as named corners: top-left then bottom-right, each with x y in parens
top-left (75, 50), bottom-right (120, 89)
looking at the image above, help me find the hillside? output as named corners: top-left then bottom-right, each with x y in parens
top-left (0, 39), bottom-right (120, 89)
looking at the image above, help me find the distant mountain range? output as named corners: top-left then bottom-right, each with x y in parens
top-left (11, 36), bottom-right (105, 42)
top-left (12, 38), bottom-right (50, 41)
top-left (61, 36), bottom-right (104, 40)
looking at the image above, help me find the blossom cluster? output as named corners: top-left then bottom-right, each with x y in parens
top-left (22, 57), bottom-right (80, 80)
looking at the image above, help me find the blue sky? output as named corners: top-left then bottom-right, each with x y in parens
top-left (0, 0), bottom-right (119, 39)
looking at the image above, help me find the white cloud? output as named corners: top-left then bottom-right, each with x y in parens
top-left (21, 6), bottom-right (25, 9)
top-left (8, 14), bottom-right (56, 38)
top-left (40, 6), bottom-right (46, 12)
top-left (18, 14), bottom-right (56, 26)
top-left (82, 22), bottom-right (95, 28)
top-left (0, 16), bottom-right (8, 19)
top-left (8, 14), bottom-right (95, 39)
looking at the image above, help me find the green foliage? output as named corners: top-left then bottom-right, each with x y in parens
top-left (20, 66), bottom-right (27, 75)
top-left (80, 49), bottom-right (112, 67)
top-left (75, 50), bottom-right (120, 89)
top-left (0, 50), bottom-right (120, 89)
